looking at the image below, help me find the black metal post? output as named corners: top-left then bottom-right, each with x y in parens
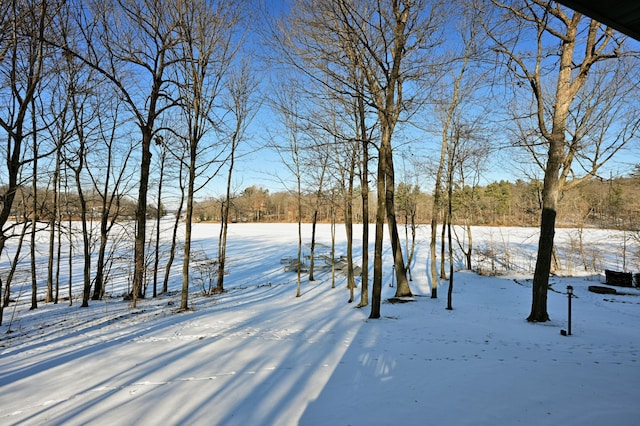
top-left (390, 265), bottom-right (395, 287)
top-left (567, 285), bottom-right (573, 336)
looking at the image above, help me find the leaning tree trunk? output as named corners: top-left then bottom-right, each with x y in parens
top-left (465, 223), bottom-right (473, 270)
top-left (93, 229), bottom-right (108, 300)
top-left (382, 129), bottom-right (411, 298)
top-left (216, 199), bottom-right (229, 293)
top-left (0, 222), bottom-right (29, 325)
top-left (528, 135), bottom-right (563, 322)
top-left (309, 210), bottom-right (318, 282)
top-left (163, 161), bottom-right (185, 294)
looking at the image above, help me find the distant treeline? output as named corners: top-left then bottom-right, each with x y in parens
top-left (190, 175), bottom-right (640, 229)
top-left (5, 174), bottom-right (638, 230)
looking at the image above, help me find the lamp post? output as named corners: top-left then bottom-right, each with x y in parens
top-left (561, 285), bottom-right (574, 336)
top-left (389, 265), bottom-right (395, 287)
top-left (567, 285), bottom-right (573, 336)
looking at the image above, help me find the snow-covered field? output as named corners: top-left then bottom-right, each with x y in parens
top-left (1, 223), bottom-right (639, 425)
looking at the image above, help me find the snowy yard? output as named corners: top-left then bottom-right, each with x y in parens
top-left (1, 223), bottom-right (639, 425)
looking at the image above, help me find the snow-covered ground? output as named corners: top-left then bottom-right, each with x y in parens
top-left (1, 223), bottom-right (639, 425)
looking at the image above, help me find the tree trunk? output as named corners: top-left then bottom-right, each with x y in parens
top-left (440, 216), bottom-right (447, 280)
top-left (528, 208), bottom-right (556, 321)
top-left (355, 87), bottom-right (369, 307)
top-left (46, 149), bottom-right (60, 303)
top-left (153, 149), bottom-right (166, 298)
top-left (309, 210), bottom-right (318, 281)
top-left (370, 137), bottom-right (386, 319)
top-left (218, 134), bottom-right (237, 294)
top-left (331, 206), bottom-right (337, 289)
top-left (446, 220), bottom-right (454, 310)
top-left (133, 128), bottom-right (153, 306)
top-left (0, 0), bottom-right (47, 310)
top-left (71, 134), bottom-right (92, 308)
top-left (0, 222), bottom-right (29, 325)
top-left (429, 217), bottom-right (439, 298)
top-left (359, 137), bottom-right (369, 307)
top-left (55, 211), bottom-right (61, 304)
top-left (30, 132), bottom-right (39, 311)
top-left (296, 181), bottom-right (302, 298)
top-left (345, 195), bottom-right (355, 303)
top-left (466, 223), bottom-right (472, 270)
top-left (164, 161), bottom-right (185, 294)
top-left (430, 129), bottom-right (447, 298)
top-left (528, 124), bottom-right (564, 322)
top-left (217, 200), bottom-right (229, 293)
top-left (93, 231), bottom-right (108, 300)
top-left (446, 155), bottom-right (454, 310)
top-left (67, 180), bottom-right (73, 307)
top-left (383, 134), bottom-right (411, 298)
top-left (344, 152), bottom-right (357, 302)
top-left (181, 154), bottom-right (196, 310)
top-left (79, 195), bottom-right (91, 308)
top-left (77, 180), bottom-right (91, 308)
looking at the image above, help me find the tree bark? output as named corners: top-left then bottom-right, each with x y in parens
top-left (383, 130), bottom-right (411, 298)
top-left (309, 210), bottom-right (318, 282)
top-left (46, 147), bottom-right (60, 303)
top-left (359, 127), bottom-right (370, 308)
top-left (163, 160), bottom-right (185, 294)
top-left (370, 148), bottom-right (385, 319)
top-left (181, 153), bottom-right (196, 310)
top-left (153, 148), bottom-right (166, 298)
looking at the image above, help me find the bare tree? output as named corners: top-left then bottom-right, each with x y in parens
top-left (332, 130), bottom-right (359, 303)
top-left (271, 81), bottom-right (306, 297)
top-left (444, 120), bottom-right (488, 308)
top-left (396, 180), bottom-right (420, 281)
top-left (270, 81), bottom-right (304, 297)
top-left (446, 129), bottom-right (456, 311)
top-left (429, 8), bottom-right (482, 296)
top-left (0, 0), bottom-right (64, 316)
top-left (87, 103), bottom-right (137, 301)
top-left (53, 0), bottom-right (184, 307)
top-left (152, 137), bottom-right (167, 299)
top-left (67, 68), bottom-right (95, 308)
top-left (298, 127), bottom-right (330, 283)
top-left (174, 0), bottom-right (242, 310)
top-left (355, 89), bottom-right (373, 308)
top-left (451, 124), bottom-right (490, 270)
top-left (29, 97), bottom-right (41, 311)
top-left (269, 0), bottom-right (443, 318)
top-left (163, 137), bottom-right (187, 295)
top-left (483, 0), bottom-right (640, 322)
top-left (43, 53), bottom-right (77, 303)
top-left (351, 0), bottom-right (443, 315)
top-left (216, 60), bottom-right (260, 294)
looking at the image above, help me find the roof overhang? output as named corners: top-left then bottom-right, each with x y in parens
top-left (556, 0), bottom-right (640, 41)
